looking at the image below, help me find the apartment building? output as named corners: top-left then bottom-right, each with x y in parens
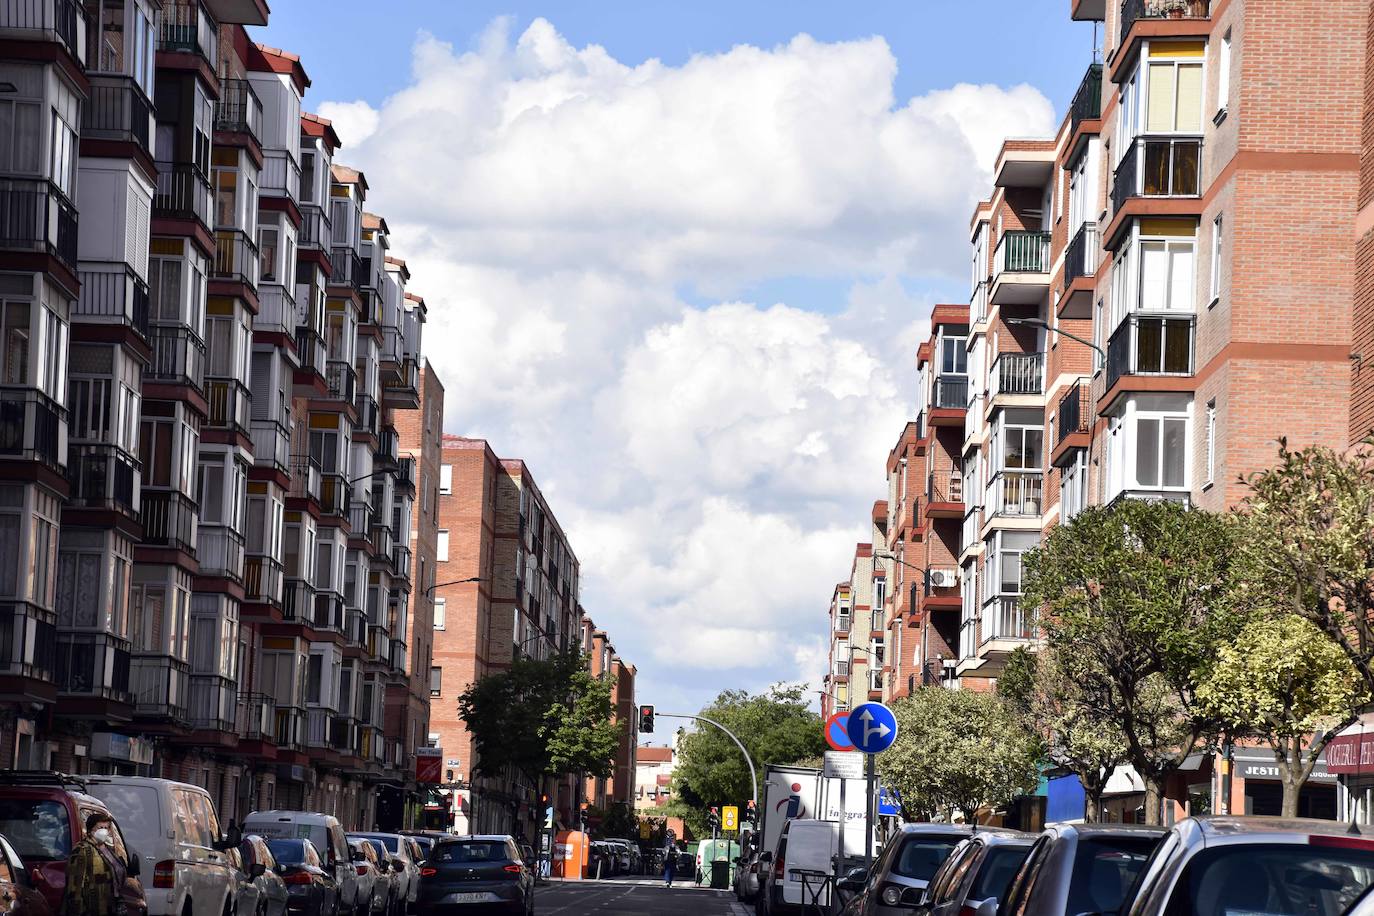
top-left (0, 0), bottom-right (432, 830)
top-left (820, 540), bottom-right (888, 716)
top-left (634, 744), bottom-right (676, 811)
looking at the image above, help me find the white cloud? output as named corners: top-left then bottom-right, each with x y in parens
top-left (321, 18), bottom-right (1056, 709)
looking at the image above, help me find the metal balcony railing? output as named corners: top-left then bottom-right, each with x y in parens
top-left (0, 0), bottom-right (86, 61)
top-left (0, 178), bottom-right (78, 269)
top-left (158, 0), bottom-right (216, 63)
top-left (274, 705), bottom-right (304, 749)
top-left (1112, 137), bottom-right (1201, 214)
top-left (992, 471), bottom-right (1044, 517)
top-left (75, 266), bottom-right (150, 337)
top-left (995, 230), bottom-right (1051, 275)
top-left (321, 473), bottom-right (350, 518)
top-left (834, 660), bottom-right (849, 677)
top-left (289, 454), bottom-right (322, 503)
top-left (391, 544), bottom-right (412, 582)
top-left (197, 525), bottom-right (245, 581)
top-left (261, 149), bottom-right (301, 202)
top-left (205, 377), bottom-right (251, 433)
top-left (354, 393), bottom-right (379, 437)
top-left (982, 595), bottom-right (1035, 642)
top-left (313, 592), bottom-right (345, 635)
top-left (282, 579), bottom-right (315, 625)
top-left (992, 352), bottom-right (1044, 396)
top-left (325, 360), bottom-right (356, 402)
top-left (933, 374), bottom-right (968, 409)
top-left (237, 692), bottom-right (275, 742)
top-left (147, 324), bottom-right (206, 390)
top-left (328, 247), bottom-right (365, 290)
top-left (370, 520), bottom-right (394, 559)
top-left (1120, 0), bottom-right (1210, 43)
top-left (214, 78), bottom-right (262, 141)
top-left (0, 388), bottom-right (66, 469)
top-left (153, 162), bottom-right (212, 227)
top-left (254, 284), bottom-right (294, 337)
top-left (141, 489), bottom-right (198, 554)
top-left (68, 445), bottom-right (140, 514)
top-left (212, 229), bottom-right (258, 288)
top-left (299, 204), bottom-right (330, 249)
top-left (1064, 222), bottom-right (1099, 287)
top-left (83, 75), bottom-right (152, 152)
top-left (348, 501), bottom-right (374, 540)
top-left (130, 653), bottom-right (189, 721)
top-left (0, 603), bottom-right (56, 681)
top-left (188, 673), bottom-right (236, 732)
top-left (380, 325), bottom-right (403, 364)
top-left (1057, 380), bottom-right (1091, 444)
top-left (295, 327), bottom-right (327, 376)
top-left (376, 429), bottom-right (398, 466)
top-left (55, 631), bottom-right (130, 700)
top-left (927, 470), bottom-right (963, 505)
top-left (1105, 315), bottom-right (1196, 391)
top-left (244, 554), bottom-right (284, 606)
top-left (389, 639), bottom-right (407, 673)
top-left (1070, 63), bottom-right (1103, 137)
top-left (250, 419), bottom-right (290, 474)
top-left (344, 608), bottom-right (366, 647)
top-left (396, 456), bottom-right (416, 490)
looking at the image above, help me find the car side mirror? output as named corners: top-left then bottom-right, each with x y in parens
top-left (274, 864), bottom-right (287, 875)
top-left (126, 851), bottom-right (141, 879)
top-left (251, 863), bottom-right (266, 879)
top-left (838, 876), bottom-right (866, 892)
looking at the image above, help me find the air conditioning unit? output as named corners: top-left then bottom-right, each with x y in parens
top-left (929, 568), bottom-right (958, 588)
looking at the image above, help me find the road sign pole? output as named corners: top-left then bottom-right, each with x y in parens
top-left (838, 775), bottom-right (846, 872)
top-left (865, 752), bottom-right (875, 868)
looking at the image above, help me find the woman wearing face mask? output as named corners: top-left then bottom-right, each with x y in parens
top-left (62, 813), bottom-right (129, 916)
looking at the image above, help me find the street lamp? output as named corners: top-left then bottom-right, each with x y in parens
top-left (1005, 316), bottom-right (1106, 365)
top-left (424, 577), bottom-right (485, 598)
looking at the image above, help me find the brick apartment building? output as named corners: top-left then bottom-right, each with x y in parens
top-left (0, 0), bottom-right (437, 830)
top-left (820, 540), bottom-right (888, 717)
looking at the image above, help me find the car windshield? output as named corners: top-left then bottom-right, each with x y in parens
top-left (1163, 842), bottom-right (1374, 916)
top-left (86, 785), bottom-right (161, 854)
top-left (0, 799), bottom-right (71, 860)
top-left (970, 845), bottom-right (1034, 901)
top-left (366, 841), bottom-right (389, 861)
top-left (432, 842), bottom-right (509, 864)
top-left (268, 839), bottom-right (314, 866)
top-left (1066, 836), bottom-right (1160, 916)
top-left (892, 838), bottom-right (963, 882)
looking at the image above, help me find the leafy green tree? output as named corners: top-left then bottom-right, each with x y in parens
top-left (670, 685), bottom-right (826, 835)
top-left (879, 688), bottom-right (1039, 823)
top-left (457, 650), bottom-right (621, 787)
top-left (1239, 439), bottom-right (1374, 693)
top-left (1000, 647), bottom-right (1127, 823)
top-left (1198, 615), bottom-right (1367, 817)
top-left (1023, 499), bottom-right (1245, 824)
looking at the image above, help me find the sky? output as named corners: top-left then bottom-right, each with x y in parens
top-left (259, 2), bottom-right (1091, 718)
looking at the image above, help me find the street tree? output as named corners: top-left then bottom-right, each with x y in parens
top-left (669, 685), bottom-right (825, 835)
top-left (1000, 647), bottom-right (1128, 823)
top-left (1023, 499), bottom-right (1244, 824)
top-left (1239, 439), bottom-right (1374, 694)
top-left (457, 650), bottom-right (621, 789)
top-left (1198, 615), bottom-right (1367, 817)
top-left (880, 687), bottom-right (1039, 823)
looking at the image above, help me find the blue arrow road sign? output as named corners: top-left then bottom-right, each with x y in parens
top-left (845, 702), bottom-right (898, 754)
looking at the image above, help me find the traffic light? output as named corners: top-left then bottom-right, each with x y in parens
top-left (639, 705), bottom-right (655, 733)
top-left (745, 800), bottom-right (757, 822)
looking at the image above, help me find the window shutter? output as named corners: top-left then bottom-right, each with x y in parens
top-left (1146, 63), bottom-right (1175, 133)
top-left (250, 352), bottom-right (271, 420)
top-left (1174, 64), bottom-right (1203, 132)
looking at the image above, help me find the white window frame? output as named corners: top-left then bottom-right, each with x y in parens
top-left (433, 596), bottom-right (446, 631)
top-left (1209, 215), bottom-right (1223, 304)
top-left (1217, 32), bottom-right (1232, 118)
top-left (436, 529), bottom-right (449, 563)
top-left (439, 464), bottom-right (452, 495)
top-left (1205, 400), bottom-right (1217, 488)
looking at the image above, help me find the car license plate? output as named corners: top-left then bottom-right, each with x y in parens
top-left (446, 892), bottom-right (496, 904)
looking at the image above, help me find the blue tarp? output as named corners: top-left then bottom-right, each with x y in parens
top-left (1046, 773), bottom-right (1086, 823)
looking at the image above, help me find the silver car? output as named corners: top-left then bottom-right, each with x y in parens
top-left (915, 831), bottom-right (1034, 916)
top-left (351, 834), bottom-right (420, 914)
top-left (1123, 817), bottom-right (1374, 916)
top-left (997, 823), bottom-right (1164, 916)
top-left (839, 823), bottom-right (975, 914)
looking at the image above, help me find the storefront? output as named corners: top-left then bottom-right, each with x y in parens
top-left (1322, 721), bottom-right (1374, 824)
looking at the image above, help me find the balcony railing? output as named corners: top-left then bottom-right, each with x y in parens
top-left (289, 454), bottom-right (322, 503)
top-left (0, 0), bottom-right (86, 62)
top-left (992, 352), bottom-right (1044, 396)
top-left (348, 502), bottom-right (374, 541)
top-left (354, 393), bottom-right (379, 437)
top-left (325, 360), bottom-right (356, 402)
top-left (391, 544), bottom-right (412, 582)
top-left (68, 445), bottom-right (140, 514)
top-left (158, 0), bottom-right (216, 63)
top-left (140, 489), bottom-right (198, 555)
top-left (992, 471), bottom-right (1044, 517)
top-left (214, 79), bottom-right (262, 141)
top-left (197, 525), bottom-right (245, 581)
top-left (212, 229), bottom-right (258, 288)
top-left (282, 579), bottom-right (315, 625)
top-left (206, 377), bottom-right (251, 433)
top-left (1120, 0), bottom-right (1210, 43)
top-left (982, 595), bottom-right (1035, 642)
top-left (397, 456), bottom-right (416, 491)
top-left (320, 473), bottom-right (350, 518)
top-left (244, 554), bottom-right (284, 606)
top-left (995, 230), bottom-right (1051, 275)
top-left (274, 705), bottom-right (304, 750)
top-left (130, 653), bottom-right (189, 721)
top-left (328, 247), bottom-right (365, 290)
top-left (250, 419), bottom-right (290, 474)
top-left (1064, 222), bottom-right (1099, 287)
top-left (153, 162), bottom-right (212, 227)
top-left (75, 266), bottom-right (150, 337)
top-left (295, 328), bottom-right (326, 377)
top-left (1112, 137), bottom-right (1201, 214)
top-left (0, 388), bottom-right (66, 469)
top-left (147, 324), bottom-right (206, 390)
top-left (261, 149), bottom-right (301, 203)
top-left (345, 608), bottom-right (366, 647)
top-left (376, 429), bottom-right (399, 466)
top-left (237, 692), bottom-right (275, 742)
top-left (0, 603), bottom-right (56, 681)
top-left (313, 592), bottom-right (345, 636)
top-left (299, 205), bottom-right (330, 249)
top-left (389, 639), bottom-right (407, 674)
top-left (55, 632), bottom-right (129, 700)
top-left (1057, 380), bottom-right (1091, 445)
top-left (188, 673), bottom-right (235, 732)
top-left (1070, 63), bottom-right (1103, 137)
top-left (927, 470), bottom-right (963, 504)
top-left (0, 178), bottom-right (78, 270)
top-left (370, 520), bottom-right (394, 559)
top-left (1105, 315), bottom-right (1196, 391)
top-left (933, 374), bottom-right (968, 409)
top-left (254, 284), bottom-right (294, 337)
top-left (83, 75), bottom-right (153, 153)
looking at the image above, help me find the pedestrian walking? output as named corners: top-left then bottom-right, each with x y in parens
top-left (62, 814), bottom-right (128, 916)
top-left (662, 843), bottom-right (677, 886)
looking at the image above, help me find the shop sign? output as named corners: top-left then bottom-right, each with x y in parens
top-left (415, 747), bottom-right (443, 783)
top-left (1323, 732), bottom-right (1374, 775)
top-left (90, 732), bottom-right (154, 765)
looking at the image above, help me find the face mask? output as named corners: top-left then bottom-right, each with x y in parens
top-left (91, 828), bottom-right (113, 846)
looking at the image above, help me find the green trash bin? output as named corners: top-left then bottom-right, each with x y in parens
top-left (710, 859), bottom-right (730, 890)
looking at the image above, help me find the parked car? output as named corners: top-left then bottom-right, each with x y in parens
top-left (244, 812), bottom-right (361, 916)
top-left (1123, 817), bottom-right (1374, 916)
top-left (0, 773), bottom-right (149, 916)
top-left (234, 836), bottom-right (289, 916)
top-left (910, 830), bottom-right (1034, 916)
top-left (350, 834), bottom-right (418, 915)
top-left (415, 835), bottom-right (534, 915)
top-left (347, 839), bottom-right (388, 916)
top-left (404, 837), bottom-right (433, 865)
top-left (832, 823), bottom-right (974, 915)
top-left (0, 832), bottom-right (53, 916)
top-left (734, 850), bottom-right (762, 903)
top-left (997, 823), bottom-right (1165, 916)
top-left (265, 839), bottom-right (340, 916)
top-left (587, 842), bottom-right (614, 878)
top-left (757, 819), bottom-right (841, 915)
top-left (83, 776), bottom-right (242, 916)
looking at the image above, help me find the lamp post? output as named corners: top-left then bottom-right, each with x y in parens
top-left (1005, 316), bottom-right (1106, 364)
top-left (424, 577), bottom-right (485, 598)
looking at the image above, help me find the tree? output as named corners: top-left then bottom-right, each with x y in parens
top-left (879, 688), bottom-right (1040, 823)
top-left (1198, 615), bottom-right (1367, 817)
top-left (457, 650), bottom-right (621, 787)
top-left (670, 685), bottom-right (825, 836)
top-left (1239, 439), bottom-right (1374, 695)
top-left (1000, 647), bottom-right (1128, 823)
top-left (1023, 499), bottom-right (1245, 824)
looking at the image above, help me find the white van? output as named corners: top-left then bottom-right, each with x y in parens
top-left (760, 819), bottom-right (839, 916)
top-left (243, 811), bottom-right (362, 915)
top-left (82, 776), bottom-right (241, 916)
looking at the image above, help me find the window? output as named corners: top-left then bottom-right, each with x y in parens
top-left (429, 666), bottom-right (441, 697)
top-left (1209, 215), bottom-right (1222, 303)
top-left (1060, 450), bottom-right (1089, 522)
top-left (439, 464), bottom-right (452, 495)
top-left (148, 256), bottom-right (183, 323)
top-left (305, 653), bottom-right (323, 704)
top-left (939, 336), bottom-right (967, 375)
top-left (1, 301), bottom-right (30, 386)
top-left (1205, 400), bottom-right (1216, 487)
top-left (1217, 32), bottom-right (1232, 115)
top-left (0, 83), bottom-right (42, 175)
top-left (300, 152), bottom-right (316, 204)
top-left (1136, 413), bottom-right (1188, 490)
top-left (436, 529), bottom-right (449, 562)
top-left (433, 597), bottom-right (445, 630)
top-left (51, 113), bottom-right (78, 198)
top-left (1146, 58), bottom-right (1203, 134)
top-left (1139, 239), bottom-right (1194, 312)
top-left (258, 227), bottom-right (278, 283)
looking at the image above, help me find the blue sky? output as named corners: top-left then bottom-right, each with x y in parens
top-left (266, 3), bottom-right (1087, 715)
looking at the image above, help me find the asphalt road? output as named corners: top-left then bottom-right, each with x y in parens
top-left (535, 876), bottom-right (750, 915)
